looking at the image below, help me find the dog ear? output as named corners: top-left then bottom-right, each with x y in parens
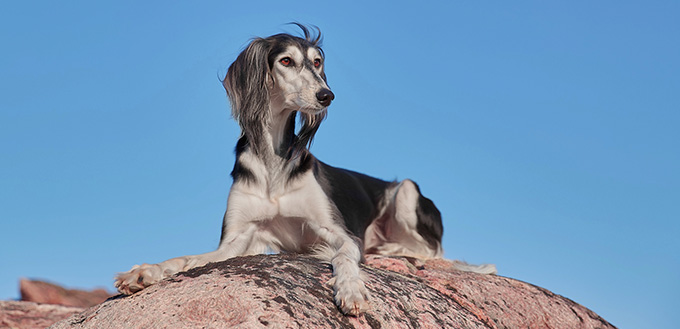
top-left (223, 38), bottom-right (272, 129)
top-left (292, 110), bottom-right (326, 157)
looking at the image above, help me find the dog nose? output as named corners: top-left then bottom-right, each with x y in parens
top-left (316, 89), bottom-right (335, 107)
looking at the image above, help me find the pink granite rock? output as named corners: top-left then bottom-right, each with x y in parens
top-left (0, 301), bottom-right (83, 329)
top-left (45, 254), bottom-right (615, 329)
top-left (20, 279), bottom-right (113, 308)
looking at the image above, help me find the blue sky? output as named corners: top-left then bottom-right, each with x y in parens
top-left (1, 1), bottom-right (678, 328)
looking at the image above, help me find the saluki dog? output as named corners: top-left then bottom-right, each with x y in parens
top-left (115, 24), bottom-right (495, 315)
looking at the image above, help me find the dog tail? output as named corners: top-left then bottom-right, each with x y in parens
top-left (451, 260), bottom-right (498, 275)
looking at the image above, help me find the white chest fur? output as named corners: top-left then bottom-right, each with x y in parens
top-left (223, 153), bottom-right (338, 254)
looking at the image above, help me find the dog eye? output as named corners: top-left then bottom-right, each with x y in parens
top-left (280, 57), bottom-right (293, 66)
top-left (313, 59), bottom-right (321, 68)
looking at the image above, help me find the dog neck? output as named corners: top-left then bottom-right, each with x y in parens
top-left (238, 105), bottom-right (302, 164)
top-left (269, 109), bottom-right (298, 158)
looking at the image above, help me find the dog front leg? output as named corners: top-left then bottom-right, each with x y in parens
top-left (309, 224), bottom-right (370, 315)
top-left (114, 222), bottom-right (258, 295)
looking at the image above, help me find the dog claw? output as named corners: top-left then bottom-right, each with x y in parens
top-left (114, 263), bottom-right (164, 295)
top-left (332, 276), bottom-right (370, 315)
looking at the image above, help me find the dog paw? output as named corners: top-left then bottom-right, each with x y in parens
top-left (333, 277), bottom-right (370, 316)
top-left (114, 263), bottom-right (164, 295)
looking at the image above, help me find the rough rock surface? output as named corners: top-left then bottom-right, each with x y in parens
top-left (46, 254), bottom-right (616, 329)
top-left (0, 301), bottom-right (83, 329)
top-left (20, 279), bottom-right (113, 308)
top-left (367, 256), bottom-right (616, 329)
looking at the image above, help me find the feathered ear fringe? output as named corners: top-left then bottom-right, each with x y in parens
top-left (223, 38), bottom-right (273, 148)
top-left (290, 110), bottom-right (327, 158)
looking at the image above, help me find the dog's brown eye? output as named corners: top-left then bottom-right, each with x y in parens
top-left (313, 59), bottom-right (321, 68)
top-left (280, 57), bottom-right (292, 66)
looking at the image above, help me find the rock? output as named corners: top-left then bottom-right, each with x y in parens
top-left (366, 256), bottom-right (615, 329)
top-left (0, 300), bottom-right (83, 329)
top-left (0, 280), bottom-right (111, 329)
top-left (48, 254), bottom-right (616, 329)
top-left (20, 279), bottom-right (114, 308)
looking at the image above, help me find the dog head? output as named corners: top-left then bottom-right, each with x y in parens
top-left (223, 24), bottom-right (332, 153)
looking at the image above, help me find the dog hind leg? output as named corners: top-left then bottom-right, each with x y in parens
top-left (366, 179), bottom-right (443, 259)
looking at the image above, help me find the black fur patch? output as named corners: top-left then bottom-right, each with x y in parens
top-left (413, 183), bottom-right (444, 250)
top-left (316, 161), bottom-right (392, 237)
top-left (231, 135), bottom-right (256, 184)
top-left (287, 151), bottom-right (315, 182)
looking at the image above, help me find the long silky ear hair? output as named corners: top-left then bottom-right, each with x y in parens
top-left (292, 108), bottom-right (327, 159)
top-left (223, 38), bottom-right (272, 154)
